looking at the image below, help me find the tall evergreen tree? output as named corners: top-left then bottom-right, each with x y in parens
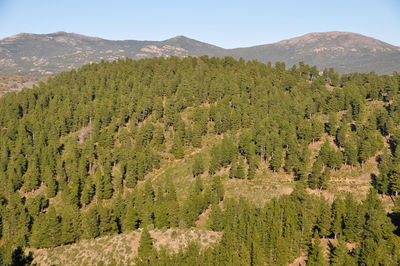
top-left (136, 228), bottom-right (157, 265)
top-left (307, 231), bottom-right (326, 266)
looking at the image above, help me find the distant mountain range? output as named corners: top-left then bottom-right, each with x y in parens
top-left (1, 31), bottom-right (399, 75)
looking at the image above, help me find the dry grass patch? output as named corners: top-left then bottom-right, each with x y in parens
top-left (30, 228), bottom-right (221, 265)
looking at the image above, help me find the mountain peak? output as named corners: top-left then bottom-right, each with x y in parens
top-left (0, 31), bottom-right (399, 75)
top-left (276, 31), bottom-right (397, 50)
top-left (51, 31), bottom-right (68, 35)
top-left (172, 35), bottom-right (189, 39)
top-left (163, 35), bottom-right (196, 42)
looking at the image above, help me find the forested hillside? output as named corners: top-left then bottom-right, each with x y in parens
top-left (1, 56), bottom-right (400, 265)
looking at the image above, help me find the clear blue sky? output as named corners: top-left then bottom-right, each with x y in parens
top-left (0, 0), bottom-right (399, 48)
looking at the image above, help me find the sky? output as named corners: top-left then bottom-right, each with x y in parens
top-left (0, 0), bottom-right (399, 48)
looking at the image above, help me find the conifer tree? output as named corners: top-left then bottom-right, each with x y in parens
top-left (390, 162), bottom-right (400, 196)
top-left (343, 195), bottom-right (361, 241)
top-left (170, 135), bottom-right (184, 159)
top-left (60, 205), bottom-right (81, 244)
top-left (330, 238), bottom-right (353, 266)
top-left (44, 166), bottom-right (57, 198)
top-left (136, 228), bottom-right (157, 265)
top-left (95, 168), bottom-right (104, 199)
top-left (331, 198), bottom-right (345, 239)
top-left (191, 124), bottom-right (203, 148)
top-left (229, 163), bottom-right (237, 179)
top-left (344, 139), bottom-right (358, 167)
top-left (22, 159), bottom-right (40, 192)
top-left (326, 112), bottom-right (338, 136)
top-left (238, 242), bottom-right (251, 265)
top-left (122, 200), bottom-right (138, 232)
top-left (82, 207), bottom-right (100, 239)
top-left (270, 146), bottom-right (283, 172)
top-left (46, 207), bottom-right (62, 246)
top-left (307, 231), bottom-right (325, 265)
top-left (309, 159), bottom-right (322, 189)
top-left (208, 203), bottom-right (224, 231)
top-left (211, 175), bottom-right (224, 203)
top-left (318, 198), bottom-right (332, 238)
top-left (192, 154), bottom-right (205, 177)
top-left (336, 122), bottom-right (348, 148)
top-left (236, 156), bottom-right (246, 179)
top-left (29, 214), bottom-right (47, 248)
top-left (81, 175), bottom-right (95, 205)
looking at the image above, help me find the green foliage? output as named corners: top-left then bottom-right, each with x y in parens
top-left (330, 238), bottom-right (354, 265)
top-left (82, 207), bottom-right (100, 239)
top-left (192, 154), bottom-right (205, 177)
top-left (30, 207), bottom-right (62, 248)
top-left (307, 231), bottom-right (326, 265)
top-left (0, 56), bottom-right (399, 264)
top-left (136, 228), bottom-right (157, 265)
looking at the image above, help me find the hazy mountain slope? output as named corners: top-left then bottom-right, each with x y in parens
top-left (228, 31), bottom-right (400, 74)
top-left (0, 31), bottom-right (399, 75)
top-left (0, 32), bottom-right (225, 75)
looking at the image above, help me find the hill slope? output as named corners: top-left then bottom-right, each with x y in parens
top-left (228, 31), bottom-right (400, 74)
top-left (0, 31), bottom-right (399, 75)
top-left (0, 57), bottom-right (400, 264)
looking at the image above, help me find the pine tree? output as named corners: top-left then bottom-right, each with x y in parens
top-left (192, 154), bottom-right (205, 177)
top-left (61, 205), bottom-right (80, 244)
top-left (154, 187), bottom-right (168, 228)
top-left (102, 165), bottom-right (114, 199)
top-left (270, 146), bottom-right (283, 172)
top-left (390, 162), bottom-right (400, 196)
top-left (82, 207), bottom-right (100, 239)
top-left (326, 112), bottom-right (338, 136)
top-left (307, 231), bottom-right (326, 265)
top-left (344, 139), bottom-right (358, 167)
top-left (309, 159), bottom-right (322, 189)
top-left (81, 175), bottom-right (95, 205)
top-left (122, 200), bottom-right (138, 232)
top-left (358, 139), bottom-right (372, 166)
top-left (330, 238), bottom-right (353, 266)
top-left (29, 214), bottom-right (47, 248)
top-left (208, 203), bottom-right (224, 231)
top-left (343, 195), bottom-right (361, 241)
top-left (238, 242), bottom-right (251, 265)
top-left (331, 198), bottom-right (344, 239)
top-left (44, 166), bottom-right (57, 198)
top-left (319, 167), bottom-right (331, 191)
top-left (211, 175), bottom-right (224, 203)
top-left (46, 206), bottom-right (62, 246)
top-left (22, 159), bottom-right (40, 192)
top-left (318, 198), bottom-right (332, 238)
top-left (336, 122), bottom-right (348, 147)
top-left (311, 118), bottom-right (324, 143)
top-left (236, 156), bottom-right (246, 179)
top-left (95, 169), bottom-right (104, 199)
top-left (125, 160), bottom-right (137, 188)
top-left (191, 124), bottom-right (202, 148)
top-left (98, 204), bottom-right (118, 235)
top-left (170, 135), bottom-right (184, 159)
top-left (229, 158), bottom-right (237, 179)
top-left (136, 228), bottom-right (157, 265)
top-left (164, 177), bottom-right (180, 228)
top-left (30, 206), bottom-right (61, 248)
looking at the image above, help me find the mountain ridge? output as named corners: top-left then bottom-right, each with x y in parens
top-left (1, 31), bottom-right (399, 75)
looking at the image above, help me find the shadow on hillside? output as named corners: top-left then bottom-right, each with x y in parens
top-left (11, 246), bottom-right (33, 266)
top-left (388, 212), bottom-right (400, 237)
